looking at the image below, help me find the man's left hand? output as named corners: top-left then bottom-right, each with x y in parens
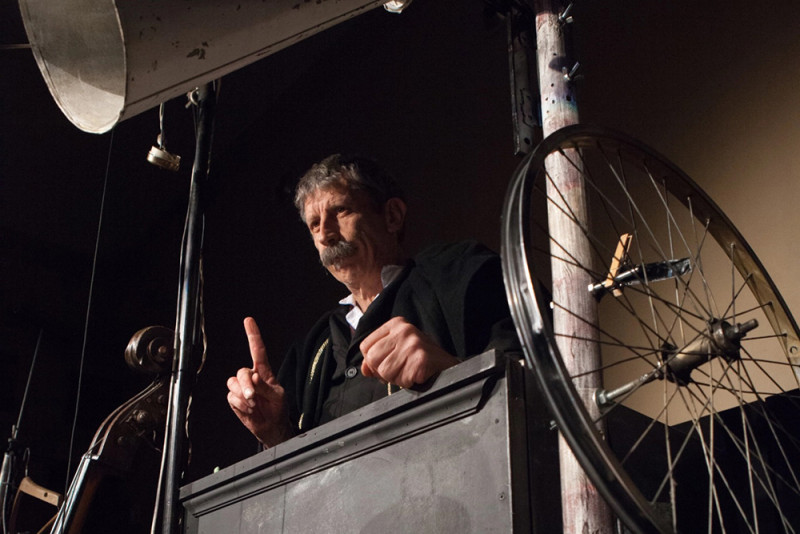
top-left (359, 316), bottom-right (460, 388)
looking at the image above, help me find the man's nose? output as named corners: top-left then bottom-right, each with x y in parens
top-left (317, 214), bottom-right (339, 246)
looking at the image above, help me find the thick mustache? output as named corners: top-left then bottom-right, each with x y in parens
top-left (320, 240), bottom-right (357, 267)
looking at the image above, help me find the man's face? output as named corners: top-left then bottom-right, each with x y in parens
top-left (303, 183), bottom-right (400, 288)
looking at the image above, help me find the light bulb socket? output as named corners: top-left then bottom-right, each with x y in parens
top-left (147, 146), bottom-right (181, 172)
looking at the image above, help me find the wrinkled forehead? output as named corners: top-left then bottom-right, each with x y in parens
top-left (303, 181), bottom-right (347, 208)
top-left (301, 181), bottom-right (371, 221)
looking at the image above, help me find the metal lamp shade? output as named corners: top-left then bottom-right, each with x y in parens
top-left (18, 0), bottom-right (387, 133)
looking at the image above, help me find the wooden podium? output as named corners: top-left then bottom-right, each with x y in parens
top-left (180, 351), bottom-right (560, 532)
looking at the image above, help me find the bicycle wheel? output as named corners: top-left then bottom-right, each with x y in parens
top-left (501, 125), bottom-right (800, 533)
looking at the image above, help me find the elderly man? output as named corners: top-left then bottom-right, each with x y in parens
top-left (227, 154), bottom-right (518, 447)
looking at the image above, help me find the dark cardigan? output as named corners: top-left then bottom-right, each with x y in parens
top-left (278, 240), bottom-right (520, 432)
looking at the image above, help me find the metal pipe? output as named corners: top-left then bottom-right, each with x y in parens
top-left (159, 83), bottom-right (215, 534)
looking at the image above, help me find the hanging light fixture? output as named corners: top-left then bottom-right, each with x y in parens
top-left (18, 0), bottom-right (394, 134)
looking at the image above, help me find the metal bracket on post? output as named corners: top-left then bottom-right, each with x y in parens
top-left (506, 1), bottom-right (540, 155)
top-left (158, 82), bottom-right (216, 534)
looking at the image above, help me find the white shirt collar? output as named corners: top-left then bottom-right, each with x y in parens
top-left (338, 264), bottom-right (404, 330)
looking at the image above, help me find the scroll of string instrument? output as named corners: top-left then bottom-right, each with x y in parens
top-left (47, 326), bottom-right (174, 534)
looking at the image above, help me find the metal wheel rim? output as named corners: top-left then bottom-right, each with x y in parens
top-left (501, 124), bottom-right (800, 533)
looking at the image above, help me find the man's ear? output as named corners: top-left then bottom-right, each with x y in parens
top-left (383, 197), bottom-right (407, 234)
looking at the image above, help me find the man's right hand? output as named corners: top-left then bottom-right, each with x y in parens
top-left (227, 317), bottom-right (293, 448)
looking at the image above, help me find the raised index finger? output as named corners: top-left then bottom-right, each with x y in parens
top-left (244, 317), bottom-right (273, 379)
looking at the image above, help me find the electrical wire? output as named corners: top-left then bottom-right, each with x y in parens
top-left (63, 128), bottom-right (115, 493)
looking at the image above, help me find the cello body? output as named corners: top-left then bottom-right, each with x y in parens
top-left (50, 378), bottom-right (168, 534)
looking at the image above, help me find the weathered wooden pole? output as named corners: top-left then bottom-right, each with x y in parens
top-left (532, 1), bottom-right (615, 532)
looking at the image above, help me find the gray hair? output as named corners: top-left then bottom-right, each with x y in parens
top-left (294, 154), bottom-right (405, 222)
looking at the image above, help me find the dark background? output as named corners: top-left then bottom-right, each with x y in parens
top-left (2, 0), bottom-right (799, 500)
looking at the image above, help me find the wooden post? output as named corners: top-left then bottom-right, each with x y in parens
top-left (532, 1), bottom-right (615, 531)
